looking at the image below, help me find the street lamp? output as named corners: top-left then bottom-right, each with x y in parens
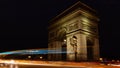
top-left (40, 56), bottom-right (43, 59)
top-left (28, 56), bottom-right (31, 59)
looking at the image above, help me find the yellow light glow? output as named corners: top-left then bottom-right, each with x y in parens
top-left (28, 56), bottom-right (31, 58)
top-left (99, 58), bottom-right (103, 61)
top-left (40, 56), bottom-right (43, 59)
top-left (64, 39), bottom-right (66, 42)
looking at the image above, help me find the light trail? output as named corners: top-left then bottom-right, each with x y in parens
top-left (0, 49), bottom-right (73, 55)
top-left (0, 59), bottom-right (88, 68)
top-left (0, 59), bottom-right (120, 68)
top-left (109, 64), bottom-right (120, 67)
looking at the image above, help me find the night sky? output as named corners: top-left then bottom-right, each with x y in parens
top-left (1, 0), bottom-right (120, 59)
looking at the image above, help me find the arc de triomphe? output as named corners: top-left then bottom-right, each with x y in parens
top-left (48, 1), bottom-right (100, 61)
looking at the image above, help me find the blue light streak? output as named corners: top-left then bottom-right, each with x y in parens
top-left (0, 49), bottom-right (73, 55)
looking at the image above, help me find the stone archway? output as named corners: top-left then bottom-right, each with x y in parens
top-left (57, 28), bottom-right (67, 61)
top-left (48, 1), bottom-right (100, 61)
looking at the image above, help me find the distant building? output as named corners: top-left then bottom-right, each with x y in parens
top-left (48, 1), bottom-right (100, 61)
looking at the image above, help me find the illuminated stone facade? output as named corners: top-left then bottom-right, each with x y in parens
top-left (48, 1), bottom-right (100, 61)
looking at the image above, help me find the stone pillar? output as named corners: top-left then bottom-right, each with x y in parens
top-left (67, 36), bottom-right (75, 61)
top-left (77, 34), bottom-right (87, 61)
top-left (52, 42), bottom-right (56, 61)
top-left (48, 41), bottom-right (62, 61)
top-left (55, 41), bottom-right (62, 60)
top-left (93, 38), bottom-right (100, 61)
top-left (48, 43), bottom-right (51, 60)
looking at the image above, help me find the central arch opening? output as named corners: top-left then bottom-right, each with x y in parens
top-left (57, 28), bottom-right (67, 61)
